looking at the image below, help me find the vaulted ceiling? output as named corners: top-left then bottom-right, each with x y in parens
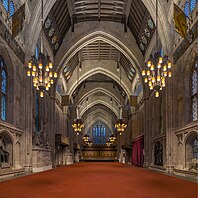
top-left (44, 0), bottom-right (155, 55)
top-left (48, 0), bottom-right (147, 134)
top-left (62, 40), bottom-right (136, 82)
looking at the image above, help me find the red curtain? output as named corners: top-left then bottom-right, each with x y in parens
top-left (132, 135), bottom-right (144, 167)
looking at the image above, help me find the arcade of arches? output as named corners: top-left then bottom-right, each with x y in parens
top-left (0, 0), bottom-right (197, 197)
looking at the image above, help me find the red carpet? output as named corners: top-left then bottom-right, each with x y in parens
top-left (0, 162), bottom-right (197, 198)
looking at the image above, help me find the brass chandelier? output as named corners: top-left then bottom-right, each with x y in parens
top-left (72, 65), bottom-right (84, 135)
top-left (87, 140), bottom-right (93, 147)
top-left (109, 134), bottom-right (116, 143)
top-left (26, 0), bottom-right (57, 97)
top-left (115, 118), bottom-right (127, 135)
top-left (83, 134), bottom-right (90, 142)
top-left (72, 117), bottom-right (84, 135)
top-left (115, 66), bottom-right (127, 135)
top-left (106, 140), bottom-right (112, 147)
top-left (142, 0), bottom-right (172, 98)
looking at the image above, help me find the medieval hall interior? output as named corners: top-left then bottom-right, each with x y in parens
top-left (0, 0), bottom-right (197, 197)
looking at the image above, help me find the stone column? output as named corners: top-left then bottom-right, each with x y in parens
top-left (23, 72), bottom-right (33, 173)
top-left (165, 72), bottom-right (174, 173)
top-left (50, 93), bottom-right (56, 168)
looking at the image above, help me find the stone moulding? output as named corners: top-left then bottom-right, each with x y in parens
top-left (0, 121), bottom-right (24, 136)
top-left (174, 122), bottom-right (198, 136)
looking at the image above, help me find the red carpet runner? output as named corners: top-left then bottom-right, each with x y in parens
top-left (0, 162), bottom-right (197, 198)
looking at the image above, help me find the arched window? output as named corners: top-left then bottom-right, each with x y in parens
top-left (192, 138), bottom-right (198, 159)
top-left (9, 1), bottom-right (15, 16)
top-left (184, 1), bottom-right (189, 17)
top-left (92, 122), bottom-right (107, 144)
top-left (191, 58), bottom-right (198, 121)
top-left (1, 0), bottom-right (15, 17)
top-left (190, 0), bottom-right (197, 13)
top-left (0, 56), bottom-right (7, 121)
top-left (154, 141), bottom-right (163, 166)
top-left (2, 0), bottom-right (8, 12)
top-left (184, 0), bottom-right (197, 17)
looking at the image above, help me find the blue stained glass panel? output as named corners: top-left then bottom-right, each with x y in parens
top-left (190, 0), bottom-right (197, 12)
top-left (35, 46), bottom-right (39, 60)
top-left (1, 69), bottom-right (7, 94)
top-left (192, 96), bottom-right (198, 121)
top-left (192, 139), bottom-right (198, 159)
top-left (184, 2), bottom-right (189, 17)
top-left (92, 122), bottom-right (107, 144)
top-left (10, 1), bottom-right (15, 16)
top-left (160, 48), bottom-right (164, 57)
top-left (2, 0), bottom-right (9, 12)
top-left (1, 95), bottom-right (7, 121)
top-left (192, 70), bottom-right (198, 95)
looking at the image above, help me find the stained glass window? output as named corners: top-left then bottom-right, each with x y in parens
top-left (1, 95), bottom-right (7, 121)
top-left (160, 48), bottom-right (164, 58)
top-left (191, 58), bottom-right (198, 121)
top-left (92, 122), bottom-right (107, 144)
top-left (0, 56), bottom-right (7, 121)
top-left (2, 0), bottom-right (9, 12)
top-left (1, 0), bottom-right (15, 16)
top-left (9, 1), bottom-right (15, 17)
top-left (190, 0), bottom-right (197, 12)
top-left (35, 46), bottom-right (39, 60)
top-left (192, 139), bottom-right (198, 159)
top-left (184, 1), bottom-right (189, 17)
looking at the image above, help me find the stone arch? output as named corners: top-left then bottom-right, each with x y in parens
top-left (0, 129), bottom-right (14, 168)
top-left (153, 140), bottom-right (164, 166)
top-left (57, 31), bottom-right (142, 74)
top-left (26, 1), bottom-right (170, 63)
top-left (78, 87), bottom-right (121, 107)
top-left (184, 130), bottom-right (198, 169)
top-left (80, 100), bottom-right (119, 118)
top-left (83, 109), bottom-right (116, 122)
top-left (68, 67), bottom-right (130, 100)
top-left (84, 117), bottom-right (113, 136)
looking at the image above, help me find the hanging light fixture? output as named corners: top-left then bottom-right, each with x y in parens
top-left (82, 97), bottom-right (89, 142)
top-left (72, 64), bottom-right (84, 135)
top-left (109, 133), bottom-right (116, 143)
top-left (72, 117), bottom-right (84, 135)
top-left (106, 140), bottom-right (112, 147)
top-left (141, 0), bottom-right (172, 98)
top-left (87, 140), bottom-right (93, 147)
top-left (83, 134), bottom-right (90, 142)
top-left (26, 0), bottom-right (57, 97)
top-left (115, 66), bottom-right (127, 135)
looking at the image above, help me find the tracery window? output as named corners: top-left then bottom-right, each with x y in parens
top-left (191, 58), bottom-right (198, 121)
top-left (184, 0), bottom-right (197, 17)
top-left (192, 138), bottom-right (198, 159)
top-left (1, 0), bottom-right (15, 17)
top-left (154, 141), bottom-right (163, 166)
top-left (0, 56), bottom-right (7, 121)
top-left (92, 122), bottom-right (107, 144)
